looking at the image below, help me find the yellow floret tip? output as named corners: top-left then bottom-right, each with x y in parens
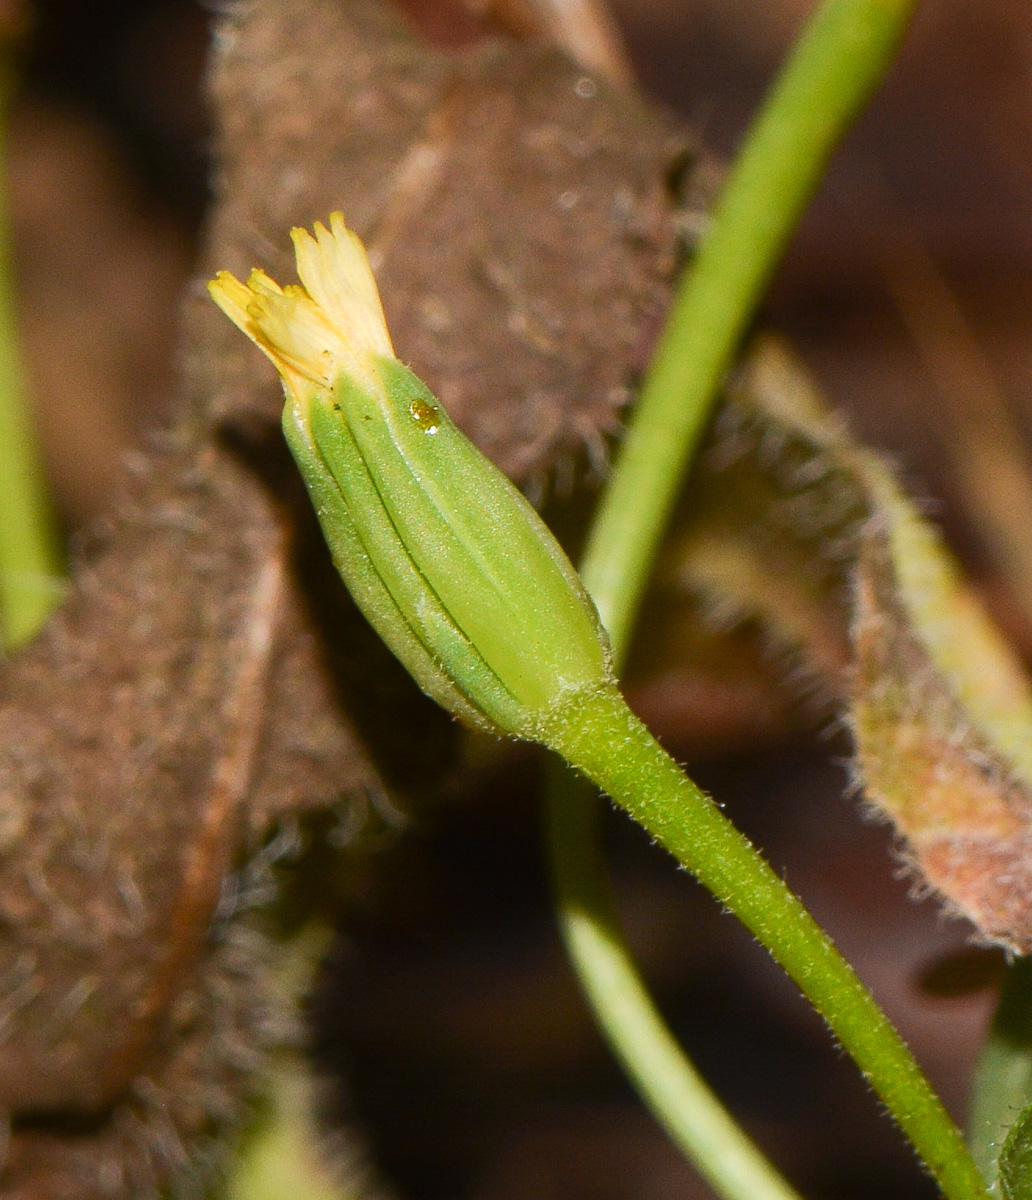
top-left (206, 212), bottom-right (394, 402)
top-left (291, 213), bottom-right (394, 361)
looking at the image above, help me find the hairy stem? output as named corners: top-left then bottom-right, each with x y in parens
top-left (547, 0), bottom-right (931, 1194)
top-left (545, 767), bottom-right (805, 1200)
top-left (545, 687), bottom-right (988, 1200)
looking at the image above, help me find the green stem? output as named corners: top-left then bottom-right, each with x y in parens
top-left (545, 766), bottom-right (804, 1200)
top-left (0, 67), bottom-right (60, 650)
top-left (543, 686), bottom-right (988, 1200)
top-left (225, 1056), bottom-right (349, 1200)
top-left (223, 926), bottom-right (354, 1200)
top-left (548, 0), bottom-right (928, 1194)
top-left (582, 0), bottom-right (917, 654)
top-left (968, 958), bottom-right (1032, 1192)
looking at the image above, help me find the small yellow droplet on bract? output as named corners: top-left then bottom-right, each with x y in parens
top-left (409, 397), bottom-right (439, 434)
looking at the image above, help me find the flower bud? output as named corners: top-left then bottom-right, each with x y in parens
top-left (209, 214), bottom-right (614, 739)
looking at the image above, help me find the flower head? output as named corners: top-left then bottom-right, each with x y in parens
top-left (209, 215), bottom-right (614, 740)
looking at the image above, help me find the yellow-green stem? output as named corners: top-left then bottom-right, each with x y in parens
top-left (223, 926), bottom-right (355, 1200)
top-left (0, 67), bottom-right (60, 648)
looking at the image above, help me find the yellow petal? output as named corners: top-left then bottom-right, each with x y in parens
top-left (208, 214), bottom-right (394, 405)
top-left (291, 213), bottom-right (393, 361)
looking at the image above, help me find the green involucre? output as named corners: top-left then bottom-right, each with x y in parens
top-left (283, 355), bottom-right (614, 740)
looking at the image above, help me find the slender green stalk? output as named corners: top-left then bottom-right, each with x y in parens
top-left (0, 67), bottom-right (60, 649)
top-left (582, 0), bottom-right (917, 654)
top-left (223, 926), bottom-right (360, 1200)
top-left (543, 687), bottom-right (988, 1200)
top-left (226, 1057), bottom-right (355, 1200)
top-left (548, 0), bottom-right (931, 1195)
top-left (546, 769), bottom-right (804, 1200)
top-left (968, 959), bottom-right (1032, 1192)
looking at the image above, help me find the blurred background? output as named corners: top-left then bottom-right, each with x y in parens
top-left (11, 0), bottom-right (1032, 1196)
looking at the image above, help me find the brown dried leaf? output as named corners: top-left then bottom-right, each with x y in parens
top-left (0, 0), bottom-right (699, 1194)
top-left (665, 335), bottom-right (1032, 952)
top-left (852, 466), bottom-right (1032, 952)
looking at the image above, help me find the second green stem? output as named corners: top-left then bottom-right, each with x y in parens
top-left (0, 66), bottom-right (60, 650)
top-left (583, 0), bottom-right (918, 654)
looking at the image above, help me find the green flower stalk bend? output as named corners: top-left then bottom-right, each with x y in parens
top-left (210, 217), bottom-right (988, 1200)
